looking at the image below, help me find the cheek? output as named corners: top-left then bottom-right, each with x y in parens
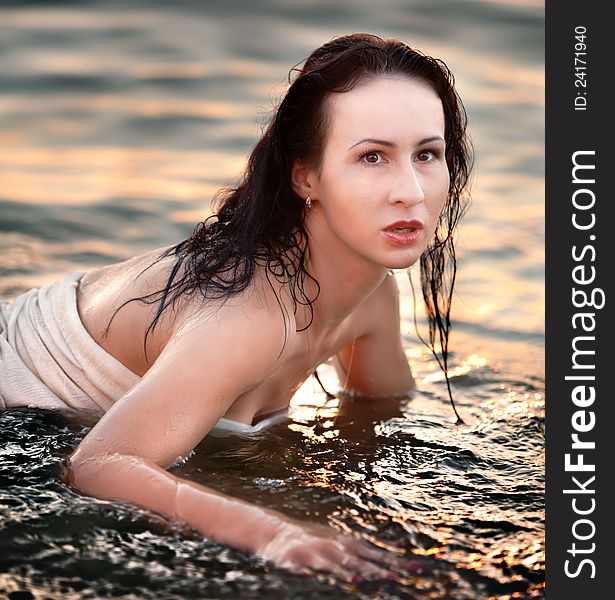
top-left (424, 178), bottom-right (450, 235)
top-left (435, 191), bottom-right (449, 217)
top-left (318, 167), bottom-right (373, 223)
top-left (432, 173), bottom-right (450, 215)
top-left (325, 194), bottom-right (372, 236)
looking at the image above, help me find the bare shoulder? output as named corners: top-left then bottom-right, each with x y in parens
top-left (77, 248), bottom-right (292, 377)
top-left (174, 270), bottom-right (292, 368)
top-left (71, 270), bottom-right (294, 468)
top-left (163, 264), bottom-right (302, 392)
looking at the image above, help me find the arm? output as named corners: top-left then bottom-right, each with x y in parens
top-left (69, 296), bottom-right (288, 552)
top-left (68, 295), bottom-right (399, 579)
top-left (334, 274), bottom-right (415, 398)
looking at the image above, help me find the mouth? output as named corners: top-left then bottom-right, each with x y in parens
top-left (382, 220), bottom-right (425, 246)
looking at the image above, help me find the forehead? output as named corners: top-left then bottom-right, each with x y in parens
top-left (324, 76), bottom-right (445, 146)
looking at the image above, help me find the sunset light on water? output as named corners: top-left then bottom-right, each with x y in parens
top-left (0, 2), bottom-right (544, 598)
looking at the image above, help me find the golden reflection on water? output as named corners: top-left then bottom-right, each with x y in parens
top-left (0, 4), bottom-right (544, 595)
top-left (0, 95), bottom-right (253, 119)
top-left (0, 8), bottom-right (163, 29)
top-left (295, 457), bottom-right (338, 488)
top-left (423, 354), bottom-right (488, 383)
top-left (1, 147), bottom-right (244, 204)
top-left (288, 385), bottom-right (342, 443)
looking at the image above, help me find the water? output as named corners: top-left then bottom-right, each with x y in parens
top-left (0, 0), bottom-right (544, 598)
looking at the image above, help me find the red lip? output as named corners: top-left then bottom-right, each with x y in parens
top-left (382, 219), bottom-right (425, 247)
top-left (384, 219), bottom-right (424, 232)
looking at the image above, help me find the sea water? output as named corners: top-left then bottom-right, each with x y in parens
top-left (0, 1), bottom-right (544, 597)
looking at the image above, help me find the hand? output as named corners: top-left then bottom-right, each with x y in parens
top-left (256, 519), bottom-right (409, 582)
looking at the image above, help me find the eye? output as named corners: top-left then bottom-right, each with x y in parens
top-left (415, 148), bottom-right (441, 162)
top-left (360, 151), bottom-right (384, 164)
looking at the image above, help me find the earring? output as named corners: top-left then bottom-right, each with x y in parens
top-left (305, 195), bottom-right (312, 209)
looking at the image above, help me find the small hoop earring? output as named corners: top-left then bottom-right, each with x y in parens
top-left (305, 195), bottom-right (312, 209)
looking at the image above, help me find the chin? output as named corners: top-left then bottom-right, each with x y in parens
top-left (382, 252), bottom-right (422, 270)
top-left (391, 244), bottom-right (429, 268)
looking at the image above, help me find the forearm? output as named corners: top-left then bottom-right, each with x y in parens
top-left (67, 450), bottom-right (403, 581)
top-left (67, 451), bottom-right (286, 554)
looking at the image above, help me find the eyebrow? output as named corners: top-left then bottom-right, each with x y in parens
top-left (348, 136), bottom-right (445, 150)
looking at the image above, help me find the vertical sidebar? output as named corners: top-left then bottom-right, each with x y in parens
top-left (546, 1), bottom-right (612, 597)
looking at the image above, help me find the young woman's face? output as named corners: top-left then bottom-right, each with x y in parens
top-left (308, 76), bottom-right (450, 271)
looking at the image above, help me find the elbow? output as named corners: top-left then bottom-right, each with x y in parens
top-left (66, 446), bottom-right (143, 496)
top-left (65, 449), bottom-right (180, 518)
top-left (65, 448), bottom-right (120, 496)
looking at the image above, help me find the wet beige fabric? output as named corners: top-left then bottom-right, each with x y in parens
top-left (0, 273), bottom-right (139, 413)
top-left (0, 273), bottom-right (288, 435)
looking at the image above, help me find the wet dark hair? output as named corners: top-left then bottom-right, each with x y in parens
top-left (113, 33), bottom-right (472, 420)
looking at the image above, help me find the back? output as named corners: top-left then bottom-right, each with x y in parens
top-left (76, 247), bottom-right (181, 377)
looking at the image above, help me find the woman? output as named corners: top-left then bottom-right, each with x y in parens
top-left (0, 33), bottom-right (471, 581)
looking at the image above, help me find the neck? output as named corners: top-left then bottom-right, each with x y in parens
top-left (298, 207), bottom-right (388, 331)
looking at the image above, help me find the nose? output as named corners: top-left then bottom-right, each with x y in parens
top-left (388, 162), bottom-right (425, 207)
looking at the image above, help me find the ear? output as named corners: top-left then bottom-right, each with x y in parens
top-left (291, 160), bottom-right (315, 200)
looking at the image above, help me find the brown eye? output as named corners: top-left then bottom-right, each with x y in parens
top-left (363, 152), bottom-right (381, 164)
top-left (416, 150), bottom-right (436, 162)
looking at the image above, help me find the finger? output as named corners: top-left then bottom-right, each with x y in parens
top-left (287, 551), bottom-right (391, 585)
top-left (322, 559), bottom-right (384, 584)
top-left (343, 537), bottom-right (392, 563)
top-left (340, 554), bottom-right (392, 580)
top-left (342, 538), bottom-right (420, 573)
top-left (300, 553), bottom-right (354, 583)
top-left (295, 542), bottom-right (385, 583)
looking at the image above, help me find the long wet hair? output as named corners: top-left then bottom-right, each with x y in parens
top-left (116, 33), bottom-right (472, 419)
